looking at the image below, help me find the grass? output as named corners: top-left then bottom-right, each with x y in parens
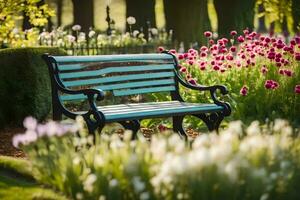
top-left (0, 156), bottom-right (67, 200)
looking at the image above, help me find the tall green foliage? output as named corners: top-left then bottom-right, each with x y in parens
top-left (0, 0), bottom-right (54, 46)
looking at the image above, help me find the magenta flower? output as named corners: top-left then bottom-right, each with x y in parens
top-left (200, 46), bottom-right (208, 52)
top-left (169, 49), bottom-right (177, 54)
top-left (188, 60), bottom-right (194, 65)
top-left (284, 70), bottom-right (293, 77)
top-left (200, 52), bottom-right (207, 57)
top-left (237, 36), bottom-right (245, 43)
top-left (243, 29), bottom-right (250, 35)
top-left (179, 66), bottom-right (187, 73)
top-left (157, 46), bottom-right (164, 52)
top-left (261, 66), bottom-right (268, 74)
top-left (240, 86), bottom-right (248, 96)
top-left (265, 80), bottom-right (279, 90)
top-left (230, 30), bottom-right (237, 36)
top-left (295, 85), bottom-right (300, 94)
top-left (213, 65), bottom-right (220, 71)
top-left (230, 46), bottom-right (236, 53)
top-left (188, 78), bottom-right (197, 85)
top-left (295, 53), bottom-right (300, 61)
top-left (204, 31), bottom-right (212, 38)
top-left (178, 54), bottom-right (184, 60)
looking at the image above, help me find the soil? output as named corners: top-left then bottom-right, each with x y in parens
top-left (0, 128), bottom-right (26, 158)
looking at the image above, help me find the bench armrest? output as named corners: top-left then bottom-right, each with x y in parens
top-left (177, 74), bottom-right (228, 95)
top-left (58, 86), bottom-right (105, 102)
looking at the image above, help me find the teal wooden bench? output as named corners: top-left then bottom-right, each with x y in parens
top-left (42, 53), bottom-right (231, 139)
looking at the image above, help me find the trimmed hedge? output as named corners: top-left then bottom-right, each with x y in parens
top-left (0, 47), bottom-right (66, 128)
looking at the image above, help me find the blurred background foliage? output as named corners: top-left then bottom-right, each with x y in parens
top-left (1, 0), bottom-right (300, 48)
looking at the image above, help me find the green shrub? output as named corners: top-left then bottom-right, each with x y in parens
top-left (0, 47), bottom-right (66, 128)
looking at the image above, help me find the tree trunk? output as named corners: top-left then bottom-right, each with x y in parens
top-left (292, 0), bottom-right (300, 34)
top-left (163, 0), bottom-right (211, 48)
top-left (71, 0), bottom-right (94, 33)
top-left (257, 4), bottom-right (267, 33)
top-left (125, 0), bottom-right (156, 40)
top-left (57, 0), bottom-right (63, 27)
top-left (214, 0), bottom-right (255, 37)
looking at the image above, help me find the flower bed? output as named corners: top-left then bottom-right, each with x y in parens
top-left (13, 117), bottom-right (300, 200)
top-left (158, 31), bottom-right (300, 125)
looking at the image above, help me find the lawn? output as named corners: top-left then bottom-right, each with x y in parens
top-left (0, 156), bottom-right (66, 200)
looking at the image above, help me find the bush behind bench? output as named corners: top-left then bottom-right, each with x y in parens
top-left (0, 47), bottom-right (66, 128)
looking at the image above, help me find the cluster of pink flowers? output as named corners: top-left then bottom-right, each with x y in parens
top-left (158, 29), bottom-right (300, 96)
top-left (265, 80), bottom-right (279, 90)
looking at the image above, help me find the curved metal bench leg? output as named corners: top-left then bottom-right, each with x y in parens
top-left (83, 111), bottom-right (105, 134)
top-left (193, 112), bottom-right (224, 132)
top-left (173, 116), bottom-right (188, 140)
top-left (119, 120), bottom-right (140, 139)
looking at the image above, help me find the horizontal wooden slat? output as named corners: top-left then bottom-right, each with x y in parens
top-left (59, 64), bottom-right (174, 79)
top-left (62, 71), bottom-right (175, 87)
top-left (60, 80), bottom-right (175, 101)
top-left (113, 86), bottom-right (175, 96)
top-left (58, 64), bottom-right (84, 71)
top-left (99, 79), bottom-right (175, 91)
top-left (53, 53), bottom-right (174, 63)
top-left (104, 104), bottom-right (223, 121)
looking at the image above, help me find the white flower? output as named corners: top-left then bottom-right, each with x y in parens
top-left (67, 35), bottom-right (76, 43)
top-left (83, 174), bottom-right (97, 192)
top-left (150, 28), bottom-right (158, 35)
top-left (246, 121), bottom-right (260, 135)
top-left (109, 179), bottom-right (118, 187)
top-left (78, 32), bottom-right (86, 43)
top-left (127, 16), bottom-right (136, 25)
top-left (73, 156), bottom-right (81, 165)
top-left (88, 30), bottom-right (96, 38)
top-left (227, 121), bottom-right (243, 136)
top-left (23, 116), bottom-right (37, 130)
top-left (72, 24), bottom-right (81, 31)
top-left (94, 155), bottom-right (104, 167)
top-left (133, 30), bottom-right (139, 37)
top-left (99, 195), bottom-right (106, 200)
top-left (76, 193), bottom-right (83, 200)
top-left (140, 192), bottom-right (150, 200)
top-left (274, 119), bottom-right (289, 132)
top-left (224, 160), bottom-right (238, 182)
top-left (132, 176), bottom-right (145, 192)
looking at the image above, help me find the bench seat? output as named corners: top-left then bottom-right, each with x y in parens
top-left (76, 101), bottom-right (224, 122)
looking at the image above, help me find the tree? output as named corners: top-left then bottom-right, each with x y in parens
top-left (71, 0), bottom-right (94, 32)
top-left (125, 0), bottom-right (156, 39)
top-left (0, 0), bottom-right (54, 46)
top-left (163, 0), bottom-right (211, 47)
top-left (56, 0), bottom-right (63, 27)
top-left (22, 0), bottom-right (53, 30)
top-left (214, 0), bottom-right (256, 37)
top-left (292, 0), bottom-right (300, 33)
top-left (257, 4), bottom-right (267, 32)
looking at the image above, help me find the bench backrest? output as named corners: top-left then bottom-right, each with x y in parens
top-left (47, 54), bottom-right (178, 102)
